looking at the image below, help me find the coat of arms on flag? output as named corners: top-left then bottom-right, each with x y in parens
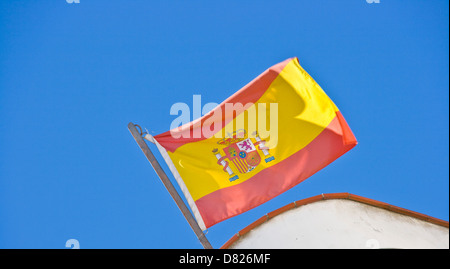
top-left (212, 130), bottom-right (275, 182)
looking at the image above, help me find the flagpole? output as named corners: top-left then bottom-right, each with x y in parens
top-left (127, 122), bottom-right (213, 249)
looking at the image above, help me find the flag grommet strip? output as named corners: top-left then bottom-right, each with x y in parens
top-left (128, 122), bottom-right (212, 248)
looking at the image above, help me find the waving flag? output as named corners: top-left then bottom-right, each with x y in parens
top-left (148, 57), bottom-right (357, 230)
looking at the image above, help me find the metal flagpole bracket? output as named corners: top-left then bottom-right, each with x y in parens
top-left (127, 122), bottom-right (213, 249)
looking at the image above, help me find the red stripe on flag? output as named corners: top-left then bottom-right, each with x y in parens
top-left (195, 111), bottom-right (357, 228)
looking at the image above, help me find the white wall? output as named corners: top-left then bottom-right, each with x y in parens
top-left (229, 199), bottom-right (449, 249)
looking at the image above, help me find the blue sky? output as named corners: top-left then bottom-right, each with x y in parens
top-left (0, 0), bottom-right (448, 249)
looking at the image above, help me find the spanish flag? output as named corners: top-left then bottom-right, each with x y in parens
top-left (149, 58), bottom-right (357, 230)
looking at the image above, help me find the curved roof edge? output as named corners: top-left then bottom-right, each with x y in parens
top-left (220, 192), bottom-right (449, 249)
